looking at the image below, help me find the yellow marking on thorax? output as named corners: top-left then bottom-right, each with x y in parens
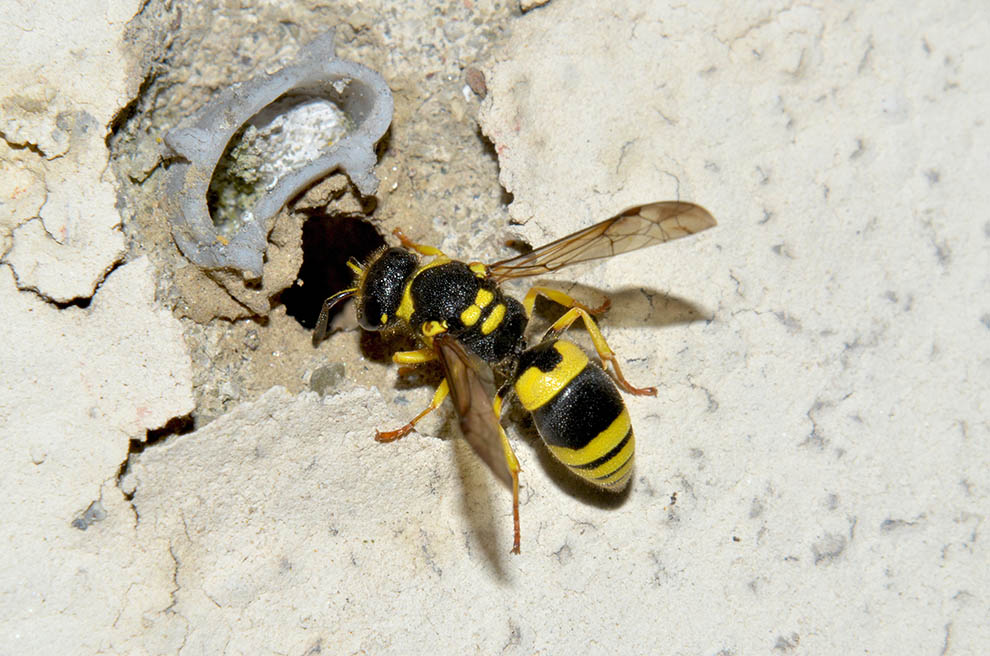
top-left (396, 283), bottom-right (414, 322)
top-left (469, 262), bottom-right (488, 277)
top-left (475, 288), bottom-right (494, 307)
top-left (480, 303), bottom-right (506, 335)
top-left (421, 320), bottom-right (448, 337)
top-left (460, 305), bottom-right (481, 326)
top-left (514, 341), bottom-right (588, 411)
top-left (460, 288), bottom-right (496, 327)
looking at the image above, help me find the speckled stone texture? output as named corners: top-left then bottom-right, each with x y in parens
top-left (1, 0), bottom-right (986, 654)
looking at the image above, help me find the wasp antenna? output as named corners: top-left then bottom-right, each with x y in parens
top-left (313, 288), bottom-right (357, 346)
top-left (346, 257), bottom-right (364, 275)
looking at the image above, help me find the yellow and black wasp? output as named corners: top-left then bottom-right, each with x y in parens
top-left (313, 201), bottom-right (716, 553)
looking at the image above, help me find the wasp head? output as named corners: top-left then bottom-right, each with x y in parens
top-left (355, 247), bottom-right (418, 330)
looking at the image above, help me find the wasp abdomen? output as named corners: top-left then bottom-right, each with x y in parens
top-left (514, 340), bottom-right (635, 491)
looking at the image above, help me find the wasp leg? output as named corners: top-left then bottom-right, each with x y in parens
top-left (313, 287), bottom-right (358, 346)
top-left (393, 227), bottom-right (447, 258)
top-left (392, 348), bottom-right (437, 377)
top-left (546, 307), bottom-right (657, 397)
top-left (521, 286), bottom-right (611, 319)
top-left (493, 385), bottom-right (523, 554)
top-left (376, 378), bottom-right (450, 442)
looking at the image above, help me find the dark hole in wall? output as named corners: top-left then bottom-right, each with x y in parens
top-left (281, 212), bottom-right (385, 330)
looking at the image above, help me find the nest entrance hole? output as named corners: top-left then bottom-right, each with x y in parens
top-left (281, 212), bottom-right (385, 330)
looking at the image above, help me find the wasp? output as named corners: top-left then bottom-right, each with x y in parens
top-left (314, 201), bottom-right (716, 553)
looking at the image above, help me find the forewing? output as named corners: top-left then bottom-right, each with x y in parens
top-left (434, 334), bottom-right (513, 488)
top-left (488, 201), bottom-right (716, 281)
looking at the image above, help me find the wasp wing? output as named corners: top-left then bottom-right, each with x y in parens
top-left (434, 333), bottom-right (513, 489)
top-left (488, 201), bottom-right (716, 281)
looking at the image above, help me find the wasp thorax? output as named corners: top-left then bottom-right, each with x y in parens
top-left (356, 247), bottom-right (418, 330)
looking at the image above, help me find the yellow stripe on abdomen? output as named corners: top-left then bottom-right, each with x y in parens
top-left (595, 444), bottom-right (635, 490)
top-left (514, 341), bottom-right (589, 412)
top-left (547, 408), bottom-right (630, 467)
top-left (548, 420), bottom-right (634, 491)
top-left (519, 340), bottom-right (636, 492)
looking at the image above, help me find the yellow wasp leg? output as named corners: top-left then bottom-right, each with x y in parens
top-left (376, 379), bottom-right (450, 442)
top-left (521, 286), bottom-right (611, 319)
top-left (393, 227), bottom-right (447, 258)
top-left (493, 386), bottom-right (523, 554)
top-left (392, 348), bottom-right (435, 364)
top-left (392, 348), bottom-right (438, 377)
top-left (547, 307), bottom-right (658, 397)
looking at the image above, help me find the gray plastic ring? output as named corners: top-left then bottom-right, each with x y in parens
top-left (164, 31), bottom-right (393, 276)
